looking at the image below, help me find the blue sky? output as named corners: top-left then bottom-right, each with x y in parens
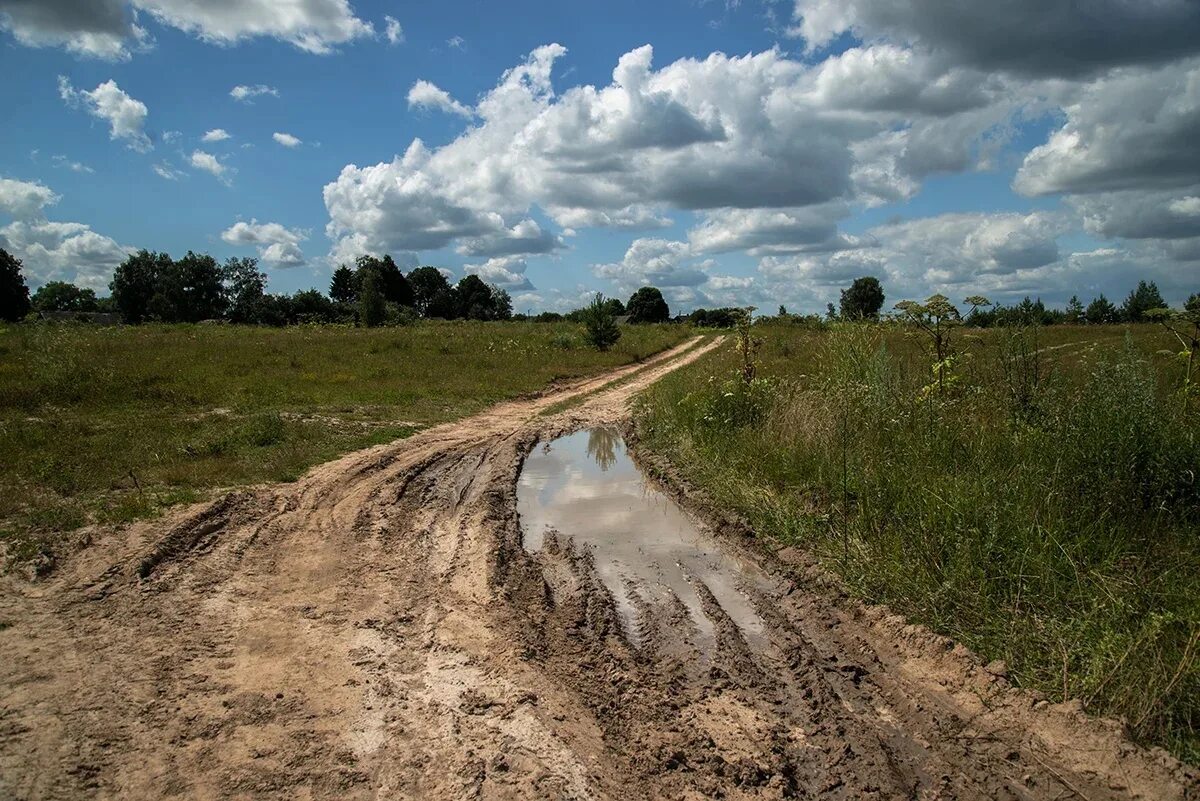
top-left (1, 0), bottom-right (1197, 314)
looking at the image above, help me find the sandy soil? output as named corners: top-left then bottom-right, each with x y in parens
top-left (1, 335), bottom-right (1195, 800)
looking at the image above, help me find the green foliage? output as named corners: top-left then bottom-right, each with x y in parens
top-left (358, 271), bottom-right (386, 328)
top-left (355, 254), bottom-right (414, 308)
top-left (626, 286), bottom-right (670, 323)
top-left (1086, 293), bottom-right (1118, 324)
top-left (839, 276), bottom-right (885, 320)
top-left (635, 323), bottom-right (1199, 762)
top-left (31, 281), bottom-right (98, 312)
top-left (329, 265), bottom-right (357, 303)
top-left (1122, 280), bottom-right (1166, 323)
top-left (688, 307), bottom-right (739, 328)
top-left (455, 274), bottom-right (511, 320)
top-left (0, 249), bottom-right (31, 322)
top-left (408, 266), bottom-right (453, 316)
top-left (579, 293), bottom-right (621, 351)
top-left (222, 257), bottom-right (267, 323)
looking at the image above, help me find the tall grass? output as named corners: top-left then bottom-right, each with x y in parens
top-left (635, 321), bottom-right (1199, 762)
top-left (0, 320), bottom-right (687, 571)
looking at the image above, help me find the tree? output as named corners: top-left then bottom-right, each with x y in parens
top-left (358, 271), bottom-right (386, 327)
top-left (1122, 280), bottom-right (1166, 322)
top-left (0, 248), bottom-right (31, 322)
top-left (1065, 295), bottom-right (1084, 323)
top-left (292, 289), bottom-right (336, 323)
top-left (31, 281), bottom-right (98, 312)
top-left (580, 293), bottom-right (621, 351)
top-left (329, 265), bottom-right (357, 303)
top-left (408, 266), bottom-right (452, 316)
top-left (355, 255), bottom-right (414, 308)
top-left (169, 251), bottom-right (226, 322)
top-left (223, 257), bottom-right (267, 323)
top-left (626, 286), bottom-right (669, 323)
top-left (110, 250), bottom-right (173, 323)
top-left (1085, 294), bottom-right (1117, 324)
top-left (839, 276), bottom-right (885, 320)
top-left (601, 297), bottom-right (625, 317)
top-left (455, 274), bottom-right (511, 320)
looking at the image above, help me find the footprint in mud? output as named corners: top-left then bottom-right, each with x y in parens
top-left (516, 427), bottom-right (775, 654)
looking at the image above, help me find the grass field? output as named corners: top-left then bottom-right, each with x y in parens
top-left (634, 321), bottom-right (1199, 762)
top-left (0, 320), bottom-right (688, 572)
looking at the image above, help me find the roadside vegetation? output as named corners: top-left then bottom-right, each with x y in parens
top-left (635, 296), bottom-right (1199, 762)
top-left (0, 320), bottom-right (686, 573)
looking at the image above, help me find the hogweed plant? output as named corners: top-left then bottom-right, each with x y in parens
top-left (894, 294), bottom-right (965, 396)
top-left (734, 306), bottom-right (760, 384)
top-left (1148, 297), bottom-right (1200, 397)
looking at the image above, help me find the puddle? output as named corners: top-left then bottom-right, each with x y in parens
top-left (517, 427), bottom-right (774, 651)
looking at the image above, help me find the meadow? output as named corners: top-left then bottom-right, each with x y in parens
top-left (0, 320), bottom-right (687, 572)
top-left (634, 321), bottom-right (1199, 762)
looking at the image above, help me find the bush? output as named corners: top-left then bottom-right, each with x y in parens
top-left (580, 293), bottom-right (621, 351)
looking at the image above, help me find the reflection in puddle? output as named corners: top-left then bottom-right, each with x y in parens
top-left (517, 427), bottom-right (773, 651)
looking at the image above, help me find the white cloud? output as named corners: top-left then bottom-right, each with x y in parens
top-left (50, 154), bottom-right (94, 173)
top-left (221, 218), bottom-right (308, 266)
top-left (788, 0), bottom-right (1200, 77)
top-left (446, 35), bottom-right (464, 50)
top-left (230, 84), bottom-right (279, 102)
top-left (152, 162), bottom-right (185, 180)
top-left (132, 0), bottom-right (372, 54)
top-left (58, 76), bottom-right (152, 152)
top-left (407, 80), bottom-right (473, 117)
top-left (0, 177), bottom-right (133, 289)
top-left (272, 132), bottom-right (302, 148)
top-left (0, 0), bottom-right (148, 60)
top-left (0, 177), bottom-right (60, 218)
top-left (592, 238), bottom-right (711, 294)
top-left (189, 149), bottom-right (231, 183)
top-left (201, 128), bottom-right (231, 142)
top-left (1014, 58), bottom-right (1200, 197)
top-left (384, 15), bottom-right (403, 45)
top-left (462, 256), bottom-right (534, 290)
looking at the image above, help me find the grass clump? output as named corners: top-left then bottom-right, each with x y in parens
top-left (0, 320), bottom-right (687, 568)
top-left (634, 321), bottom-right (1199, 763)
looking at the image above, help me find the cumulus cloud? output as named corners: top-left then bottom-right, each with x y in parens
top-left (58, 76), bottom-right (152, 151)
top-left (3, 0), bottom-right (373, 57)
top-left (789, 0), bottom-right (1200, 78)
top-left (456, 219), bottom-right (562, 258)
top-left (592, 238), bottom-right (711, 294)
top-left (230, 83), bottom-right (279, 102)
top-left (221, 218), bottom-right (308, 266)
top-left (0, 176), bottom-right (134, 289)
top-left (407, 80), bottom-right (473, 117)
top-left (189, 149), bottom-right (231, 183)
top-left (383, 15), bottom-right (402, 45)
top-left (201, 128), bottom-right (231, 142)
top-left (0, 0), bottom-right (146, 60)
top-left (0, 177), bottom-right (60, 218)
top-left (330, 43), bottom-right (1011, 265)
top-left (272, 132), bottom-right (302, 148)
top-left (463, 256), bottom-right (534, 290)
top-left (1014, 58), bottom-right (1200, 197)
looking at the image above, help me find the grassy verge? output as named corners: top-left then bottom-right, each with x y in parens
top-left (0, 320), bottom-right (687, 572)
top-left (633, 321), bottom-right (1198, 763)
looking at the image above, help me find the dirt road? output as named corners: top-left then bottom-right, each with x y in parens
top-left (1, 336), bottom-right (1195, 800)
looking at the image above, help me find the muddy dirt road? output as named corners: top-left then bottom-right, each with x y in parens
top-left (1, 336), bottom-right (1195, 800)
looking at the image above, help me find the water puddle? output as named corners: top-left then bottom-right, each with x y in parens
top-left (517, 427), bottom-right (774, 652)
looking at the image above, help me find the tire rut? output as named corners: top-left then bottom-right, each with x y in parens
top-left (1, 334), bottom-right (1195, 801)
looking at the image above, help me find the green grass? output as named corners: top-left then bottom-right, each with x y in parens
top-left (634, 321), bottom-right (1199, 763)
top-left (0, 320), bottom-right (687, 572)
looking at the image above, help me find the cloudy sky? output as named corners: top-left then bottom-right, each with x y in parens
top-left (1, 0), bottom-right (1198, 313)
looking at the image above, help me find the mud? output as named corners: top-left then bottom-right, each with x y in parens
top-left (1, 335), bottom-right (1196, 800)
